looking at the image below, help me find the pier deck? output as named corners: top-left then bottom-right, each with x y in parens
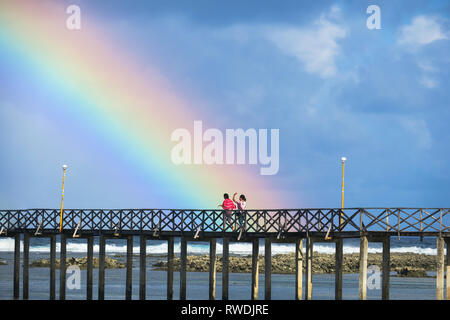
top-left (1, 208), bottom-right (449, 300)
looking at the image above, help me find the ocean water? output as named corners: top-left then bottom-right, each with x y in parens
top-left (0, 235), bottom-right (439, 255)
top-left (0, 236), bottom-right (443, 300)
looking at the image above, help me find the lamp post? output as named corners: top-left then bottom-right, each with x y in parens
top-left (340, 157), bottom-right (347, 229)
top-left (59, 164), bottom-right (68, 232)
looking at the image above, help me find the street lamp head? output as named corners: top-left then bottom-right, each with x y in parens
top-left (62, 164), bottom-right (68, 170)
top-left (341, 156), bottom-right (347, 163)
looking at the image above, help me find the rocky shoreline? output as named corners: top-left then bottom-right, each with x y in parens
top-left (28, 252), bottom-right (436, 277)
top-left (30, 257), bottom-right (125, 269)
top-left (153, 252), bottom-right (435, 277)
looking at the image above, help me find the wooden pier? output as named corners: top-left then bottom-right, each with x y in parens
top-left (0, 208), bottom-right (449, 300)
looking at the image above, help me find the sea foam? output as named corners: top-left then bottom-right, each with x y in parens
top-left (0, 238), bottom-right (437, 255)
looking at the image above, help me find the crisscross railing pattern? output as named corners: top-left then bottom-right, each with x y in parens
top-left (0, 208), bottom-right (449, 235)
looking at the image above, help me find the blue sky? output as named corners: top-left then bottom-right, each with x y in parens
top-left (1, 0), bottom-right (449, 208)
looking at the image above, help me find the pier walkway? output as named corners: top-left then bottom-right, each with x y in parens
top-left (1, 208), bottom-right (449, 300)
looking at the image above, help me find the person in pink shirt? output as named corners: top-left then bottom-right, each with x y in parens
top-left (218, 193), bottom-right (236, 231)
top-left (233, 193), bottom-right (247, 231)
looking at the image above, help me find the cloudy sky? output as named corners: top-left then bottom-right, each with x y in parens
top-left (1, 0), bottom-right (449, 209)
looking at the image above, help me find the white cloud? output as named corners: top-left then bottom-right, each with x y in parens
top-left (267, 8), bottom-right (346, 78)
top-left (397, 16), bottom-right (448, 88)
top-left (400, 118), bottom-right (432, 150)
top-left (417, 60), bottom-right (437, 73)
top-left (398, 15), bottom-right (447, 46)
top-left (420, 76), bottom-right (438, 89)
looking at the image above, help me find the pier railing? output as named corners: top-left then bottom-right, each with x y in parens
top-left (1, 208), bottom-right (449, 236)
top-left (2, 208), bottom-right (450, 301)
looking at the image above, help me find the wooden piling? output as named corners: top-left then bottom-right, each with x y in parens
top-left (98, 235), bottom-right (106, 300)
top-left (59, 233), bottom-right (67, 300)
top-left (295, 238), bottom-right (303, 300)
top-left (335, 238), bottom-right (343, 300)
top-left (23, 233), bottom-right (29, 300)
top-left (50, 235), bottom-right (56, 300)
top-left (222, 237), bottom-right (229, 300)
top-left (180, 237), bottom-right (187, 300)
top-left (209, 238), bottom-right (216, 300)
top-left (446, 238), bottom-right (450, 300)
top-left (13, 233), bottom-right (20, 300)
top-left (126, 235), bottom-right (133, 300)
top-left (86, 235), bottom-right (93, 300)
top-left (382, 236), bottom-right (390, 300)
top-left (139, 235), bottom-right (147, 300)
top-left (167, 237), bottom-right (174, 300)
top-left (264, 238), bottom-right (272, 300)
top-left (436, 236), bottom-right (445, 300)
top-left (251, 239), bottom-right (260, 300)
top-left (305, 237), bottom-right (313, 300)
top-left (358, 235), bottom-right (368, 300)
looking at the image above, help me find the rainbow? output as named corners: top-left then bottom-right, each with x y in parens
top-left (0, 1), bottom-right (292, 208)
